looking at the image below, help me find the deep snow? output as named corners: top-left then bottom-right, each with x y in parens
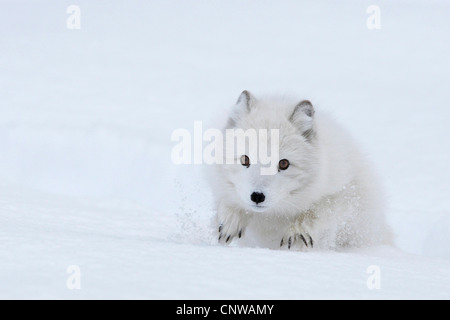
top-left (0, 0), bottom-right (449, 299)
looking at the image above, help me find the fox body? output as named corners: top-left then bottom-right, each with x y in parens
top-left (210, 91), bottom-right (392, 250)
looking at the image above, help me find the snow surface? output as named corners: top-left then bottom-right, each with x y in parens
top-left (0, 0), bottom-right (449, 299)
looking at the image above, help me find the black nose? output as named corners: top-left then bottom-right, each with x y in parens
top-left (250, 192), bottom-right (265, 204)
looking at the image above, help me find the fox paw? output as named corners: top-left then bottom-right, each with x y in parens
top-left (218, 223), bottom-right (245, 244)
top-left (216, 208), bottom-right (249, 245)
top-left (280, 225), bottom-right (314, 250)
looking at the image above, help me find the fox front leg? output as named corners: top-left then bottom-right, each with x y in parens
top-left (280, 211), bottom-right (316, 250)
top-left (216, 204), bottom-right (251, 245)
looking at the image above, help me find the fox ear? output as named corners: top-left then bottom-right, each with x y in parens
top-left (292, 100), bottom-right (314, 118)
top-left (226, 90), bottom-right (255, 128)
top-left (236, 90), bottom-right (255, 112)
top-left (290, 100), bottom-right (315, 141)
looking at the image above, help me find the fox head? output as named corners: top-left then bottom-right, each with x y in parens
top-left (219, 91), bottom-right (321, 215)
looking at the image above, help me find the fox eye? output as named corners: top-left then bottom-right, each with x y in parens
top-left (240, 155), bottom-right (250, 168)
top-left (279, 159), bottom-right (290, 171)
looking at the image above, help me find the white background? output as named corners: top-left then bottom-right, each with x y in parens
top-left (0, 0), bottom-right (449, 299)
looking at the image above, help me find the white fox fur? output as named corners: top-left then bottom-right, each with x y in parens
top-left (209, 91), bottom-right (392, 250)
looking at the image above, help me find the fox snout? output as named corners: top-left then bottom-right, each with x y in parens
top-left (250, 192), bottom-right (265, 204)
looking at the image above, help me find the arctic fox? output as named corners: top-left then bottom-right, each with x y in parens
top-left (210, 91), bottom-right (392, 250)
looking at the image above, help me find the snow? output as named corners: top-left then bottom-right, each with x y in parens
top-left (1, 0), bottom-right (449, 299)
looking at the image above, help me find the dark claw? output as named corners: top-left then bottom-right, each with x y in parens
top-left (309, 236), bottom-right (313, 248)
top-left (238, 230), bottom-right (242, 238)
top-left (218, 224), bottom-right (223, 233)
top-left (280, 238), bottom-right (284, 247)
top-left (288, 237), bottom-right (292, 249)
top-left (226, 235), bottom-right (231, 243)
top-left (300, 234), bottom-right (308, 247)
top-left (218, 234), bottom-right (222, 241)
